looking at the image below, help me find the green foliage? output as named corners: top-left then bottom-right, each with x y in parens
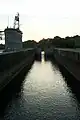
top-left (23, 40), bottom-right (37, 48)
top-left (38, 35), bottom-right (80, 50)
top-left (1, 35), bottom-right (78, 50)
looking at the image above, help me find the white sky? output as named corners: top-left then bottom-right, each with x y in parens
top-left (0, 0), bottom-right (80, 42)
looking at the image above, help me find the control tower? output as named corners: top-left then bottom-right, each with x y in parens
top-left (4, 13), bottom-right (23, 51)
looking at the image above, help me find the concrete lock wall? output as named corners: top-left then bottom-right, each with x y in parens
top-left (0, 49), bottom-right (35, 91)
top-left (54, 48), bottom-right (80, 63)
top-left (54, 48), bottom-right (80, 81)
top-left (0, 49), bottom-right (35, 72)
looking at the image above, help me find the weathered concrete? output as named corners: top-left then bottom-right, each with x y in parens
top-left (54, 48), bottom-right (80, 81)
top-left (0, 48), bottom-right (35, 91)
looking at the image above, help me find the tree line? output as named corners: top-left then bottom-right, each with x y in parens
top-left (23, 35), bottom-right (80, 50)
top-left (0, 35), bottom-right (80, 50)
top-left (38, 35), bottom-right (80, 50)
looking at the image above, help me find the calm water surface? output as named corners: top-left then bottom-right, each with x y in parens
top-left (3, 52), bottom-right (80, 119)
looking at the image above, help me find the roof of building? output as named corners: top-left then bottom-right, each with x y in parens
top-left (4, 28), bottom-right (23, 34)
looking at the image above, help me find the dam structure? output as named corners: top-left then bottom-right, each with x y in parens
top-left (0, 13), bottom-right (35, 92)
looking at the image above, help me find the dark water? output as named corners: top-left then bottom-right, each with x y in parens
top-left (1, 52), bottom-right (80, 120)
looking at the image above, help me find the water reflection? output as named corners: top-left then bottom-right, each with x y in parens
top-left (3, 52), bottom-right (80, 120)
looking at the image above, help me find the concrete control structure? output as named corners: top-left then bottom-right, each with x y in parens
top-left (0, 13), bottom-right (23, 51)
top-left (5, 28), bottom-right (22, 51)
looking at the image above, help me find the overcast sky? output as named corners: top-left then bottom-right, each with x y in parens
top-left (0, 0), bottom-right (80, 43)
